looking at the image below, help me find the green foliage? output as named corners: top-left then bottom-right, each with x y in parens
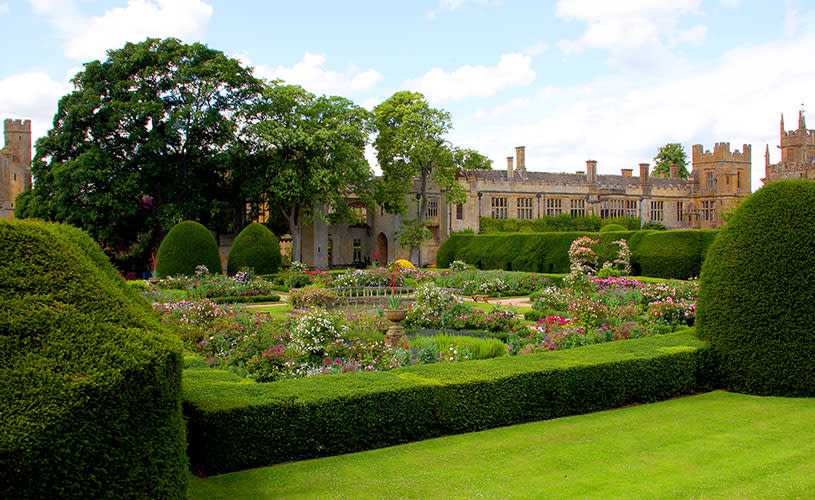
top-left (0, 219), bottom-right (186, 499)
top-left (155, 220), bottom-right (222, 277)
top-left (182, 331), bottom-right (717, 475)
top-left (641, 222), bottom-right (668, 230)
top-left (698, 179), bottom-right (815, 396)
top-left (396, 218), bottom-right (433, 250)
top-left (652, 143), bottom-right (689, 178)
top-left (629, 230), bottom-right (717, 279)
top-left (227, 222), bottom-right (282, 275)
top-left (247, 84), bottom-right (374, 262)
top-left (480, 214), bottom-right (640, 234)
top-left (599, 223), bottom-right (627, 233)
top-left (17, 38), bottom-right (263, 269)
top-left (438, 230), bottom-right (714, 279)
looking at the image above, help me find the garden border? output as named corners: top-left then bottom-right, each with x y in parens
top-left (182, 330), bottom-right (718, 476)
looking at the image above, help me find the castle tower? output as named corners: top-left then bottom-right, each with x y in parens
top-left (766, 108), bottom-right (815, 184)
top-left (691, 142), bottom-right (751, 228)
top-left (1, 119), bottom-right (32, 218)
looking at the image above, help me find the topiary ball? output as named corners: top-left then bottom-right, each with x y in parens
top-left (697, 179), bottom-right (815, 396)
top-left (0, 220), bottom-right (187, 499)
top-left (155, 220), bottom-right (222, 277)
top-left (227, 222), bottom-right (282, 275)
top-left (599, 223), bottom-right (626, 233)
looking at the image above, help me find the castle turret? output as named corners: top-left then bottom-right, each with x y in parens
top-left (3, 119), bottom-right (31, 168)
top-left (800, 108), bottom-right (807, 130)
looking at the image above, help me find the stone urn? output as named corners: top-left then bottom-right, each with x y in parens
top-left (383, 309), bottom-right (408, 347)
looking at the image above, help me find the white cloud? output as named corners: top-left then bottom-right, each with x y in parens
top-left (28, 0), bottom-right (213, 62)
top-left (252, 52), bottom-right (383, 97)
top-left (457, 33), bottom-right (815, 193)
top-left (673, 24), bottom-right (707, 46)
top-left (0, 3), bottom-right (9, 15)
top-left (524, 42), bottom-right (549, 56)
top-left (426, 0), bottom-right (502, 21)
top-left (403, 53), bottom-right (535, 102)
top-left (555, 0), bottom-right (706, 71)
top-left (475, 98), bottom-right (531, 121)
top-left (0, 72), bottom-right (70, 143)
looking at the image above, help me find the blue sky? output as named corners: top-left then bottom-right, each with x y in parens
top-left (2, 0), bottom-right (815, 191)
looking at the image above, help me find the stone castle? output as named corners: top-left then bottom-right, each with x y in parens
top-left (763, 110), bottom-right (815, 183)
top-left (300, 142), bottom-right (752, 269)
top-left (0, 119), bottom-right (32, 219)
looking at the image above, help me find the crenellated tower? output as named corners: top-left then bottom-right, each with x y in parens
top-left (690, 142), bottom-right (751, 228)
top-left (1, 118), bottom-right (32, 218)
top-left (764, 109), bottom-right (815, 184)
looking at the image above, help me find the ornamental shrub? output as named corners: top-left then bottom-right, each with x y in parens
top-left (155, 220), bottom-right (222, 277)
top-left (697, 179), bottom-right (815, 396)
top-left (0, 220), bottom-right (186, 500)
top-left (227, 222), bottom-right (282, 275)
top-left (599, 223), bottom-right (626, 233)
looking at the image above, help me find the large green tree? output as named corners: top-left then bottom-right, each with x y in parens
top-left (246, 83), bottom-right (373, 263)
top-left (16, 38), bottom-right (262, 270)
top-left (374, 91), bottom-right (480, 267)
top-left (652, 143), bottom-right (689, 178)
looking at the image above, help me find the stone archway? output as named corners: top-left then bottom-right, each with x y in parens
top-left (376, 232), bottom-right (388, 266)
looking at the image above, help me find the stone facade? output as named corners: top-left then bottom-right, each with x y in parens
top-left (0, 119), bottom-right (32, 219)
top-left (763, 110), bottom-right (815, 184)
top-left (299, 143), bottom-right (751, 269)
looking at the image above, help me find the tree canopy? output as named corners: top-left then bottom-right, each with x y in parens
top-left (374, 91), bottom-right (484, 266)
top-left (16, 38), bottom-right (262, 270)
top-left (652, 143), bottom-right (689, 178)
top-left (246, 84), bottom-right (373, 263)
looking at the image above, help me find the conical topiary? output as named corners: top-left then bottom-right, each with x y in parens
top-left (155, 220), bottom-right (222, 277)
top-left (227, 222), bottom-right (282, 275)
top-left (697, 179), bottom-right (815, 396)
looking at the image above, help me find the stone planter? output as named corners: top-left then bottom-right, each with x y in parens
top-left (383, 309), bottom-right (408, 347)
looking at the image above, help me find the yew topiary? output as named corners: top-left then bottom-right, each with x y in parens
top-left (697, 179), bottom-right (815, 396)
top-left (0, 219), bottom-right (187, 499)
top-left (155, 220), bottom-right (222, 277)
top-left (227, 222), bottom-right (282, 275)
top-left (599, 223), bottom-right (626, 233)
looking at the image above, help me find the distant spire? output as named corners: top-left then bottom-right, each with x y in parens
top-left (765, 144), bottom-right (770, 168)
top-left (799, 103), bottom-right (807, 130)
top-left (781, 113), bottom-right (785, 136)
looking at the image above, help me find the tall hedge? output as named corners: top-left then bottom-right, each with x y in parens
top-left (697, 180), bottom-right (815, 396)
top-left (155, 220), bottom-right (222, 277)
top-left (437, 230), bottom-right (715, 279)
top-left (183, 331), bottom-right (717, 475)
top-left (0, 220), bottom-right (187, 499)
top-left (226, 222), bottom-right (282, 275)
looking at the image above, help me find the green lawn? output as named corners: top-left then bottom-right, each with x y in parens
top-left (187, 391), bottom-right (815, 499)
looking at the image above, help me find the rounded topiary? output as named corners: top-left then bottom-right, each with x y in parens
top-left (227, 222), bottom-right (282, 275)
top-left (0, 220), bottom-right (187, 499)
top-left (155, 220), bottom-right (222, 277)
top-left (697, 180), bottom-right (815, 396)
top-left (599, 223), bottom-right (626, 233)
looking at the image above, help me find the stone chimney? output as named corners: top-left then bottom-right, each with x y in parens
top-left (621, 168), bottom-right (633, 177)
top-left (639, 163), bottom-right (650, 184)
top-left (506, 156), bottom-right (514, 180)
top-left (586, 160), bottom-right (597, 184)
top-left (670, 164), bottom-right (679, 178)
top-left (515, 146), bottom-right (526, 172)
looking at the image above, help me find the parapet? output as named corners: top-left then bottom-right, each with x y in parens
top-left (692, 142), bottom-right (751, 164)
top-left (4, 119), bottom-right (31, 132)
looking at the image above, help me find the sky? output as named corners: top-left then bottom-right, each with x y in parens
top-left (2, 0), bottom-right (815, 192)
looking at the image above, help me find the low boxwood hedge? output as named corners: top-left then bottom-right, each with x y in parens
top-left (183, 330), bottom-right (717, 476)
top-left (0, 220), bottom-right (187, 500)
top-left (437, 230), bottom-right (716, 279)
top-left (209, 294), bottom-right (281, 304)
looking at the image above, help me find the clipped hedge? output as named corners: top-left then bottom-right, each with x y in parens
top-left (183, 330), bottom-right (717, 475)
top-left (698, 180), bottom-right (815, 396)
top-left (0, 220), bottom-right (187, 500)
top-left (209, 294), bottom-right (281, 304)
top-left (627, 230), bottom-right (718, 279)
top-left (437, 230), bottom-right (715, 279)
top-left (227, 222), bottom-right (282, 275)
top-left (155, 220), bottom-right (222, 277)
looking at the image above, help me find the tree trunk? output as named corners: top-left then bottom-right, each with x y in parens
top-left (285, 204), bottom-right (301, 266)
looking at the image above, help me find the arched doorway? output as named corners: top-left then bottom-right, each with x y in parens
top-left (376, 233), bottom-right (388, 266)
